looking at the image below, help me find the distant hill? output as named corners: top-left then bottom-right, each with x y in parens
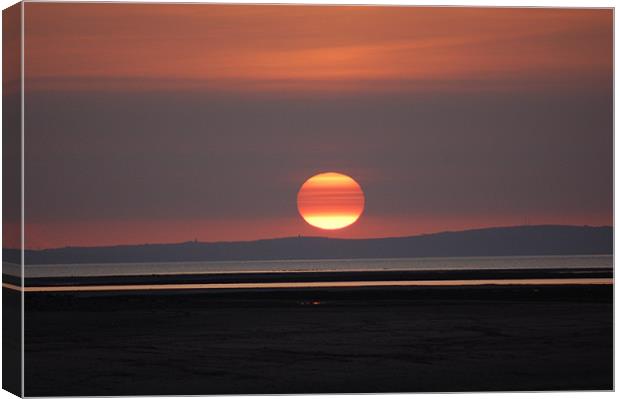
top-left (3, 225), bottom-right (613, 264)
top-left (3, 225), bottom-right (613, 265)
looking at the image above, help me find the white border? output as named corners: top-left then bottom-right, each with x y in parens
top-left (0, 1), bottom-right (616, 399)
top-left (20, 1), bottom-right (24, 397)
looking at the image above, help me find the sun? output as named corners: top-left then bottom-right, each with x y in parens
top-left (297, 172), bottom-right (365, 230)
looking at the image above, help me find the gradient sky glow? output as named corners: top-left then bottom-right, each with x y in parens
top-left (20, 4), bottom-right (613, 248)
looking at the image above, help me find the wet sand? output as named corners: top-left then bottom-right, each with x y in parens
top-left (12, 266), bottom-right (613, 287)
top-left (21, 282), bottom-right (613, 396)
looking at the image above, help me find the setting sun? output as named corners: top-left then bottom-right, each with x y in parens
top-left (297, 172), bottom-right (365, 230)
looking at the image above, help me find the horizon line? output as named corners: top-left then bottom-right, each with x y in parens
top-left (6, 223), bottom-right (612, 252)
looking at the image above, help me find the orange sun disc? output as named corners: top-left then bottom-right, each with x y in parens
top-left (297, 172), bottom-right (365, 230)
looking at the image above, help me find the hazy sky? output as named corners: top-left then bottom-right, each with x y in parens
top-left (22, 4), bottom-right (612, 248)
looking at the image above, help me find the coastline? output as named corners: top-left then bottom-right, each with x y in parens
top-left (4, 266), bottom-right (613, 288)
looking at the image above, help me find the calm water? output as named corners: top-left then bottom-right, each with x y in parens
top-left (4, 255), bottom-right (613, 278)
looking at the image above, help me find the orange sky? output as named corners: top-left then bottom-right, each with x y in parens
top-left (14, 4), bottom-right (613, 249)
top-left (25, 4), bottom-right (612, 93)
top-left (20, 210), bottom-right (613, 250)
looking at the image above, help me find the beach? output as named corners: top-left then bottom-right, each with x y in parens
top-left (20, 275), bottom-right (613, 396)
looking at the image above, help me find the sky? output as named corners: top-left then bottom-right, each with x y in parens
top-left (19, 3), bottom-right (613, 248)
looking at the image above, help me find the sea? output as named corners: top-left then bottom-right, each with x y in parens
top-left (4, 254), bottom-right (613, 279)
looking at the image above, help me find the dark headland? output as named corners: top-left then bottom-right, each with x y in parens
top-left (9, 225), bottom-right (613, 264)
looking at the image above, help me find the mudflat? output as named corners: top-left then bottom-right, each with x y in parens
top-left (20, 283), bottom-right (612, 396)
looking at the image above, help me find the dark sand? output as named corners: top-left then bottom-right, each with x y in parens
top-left (21, 282), bottom-right (613, 396)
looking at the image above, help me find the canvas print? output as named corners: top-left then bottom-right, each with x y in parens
top-left (2, 2), bottom-right (613, 396)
